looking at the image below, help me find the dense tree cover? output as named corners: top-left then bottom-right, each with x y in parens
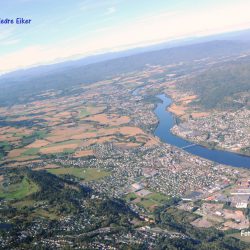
top-left (0, 141), bottom-right (11, 160)
top-left (0, 170), bottom-right (249, 249)
top-left (180, 58), bottom-right (250, 110)
top-left (0, 169), bottom-right (138, 244)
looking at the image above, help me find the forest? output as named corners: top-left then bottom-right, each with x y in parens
top-left (180, 58), bottom-right (250, 110)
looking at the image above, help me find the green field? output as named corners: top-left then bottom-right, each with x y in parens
top-left (62, 149), bottom-right (75, 154)
top-left (12, 199), bottom-right (35, 208)
top-left (137, 192), bottom-right (169, 210)
top-left (138, 199), bottom-right (156, 208)
top-left (125, 192), bottom-right (138, 202)
top-left (47, 167), bottom-right (110, 181)
top-left (0, 177), bottom-right (39, 200)
top-left (146, 193), bottom-right (170, 203)
top-left (79, 108), bottom-right (90, 118)
top-left (22, 148), bottom-right (40, 156)
top-left (33, 130), bottom-right (48, 139)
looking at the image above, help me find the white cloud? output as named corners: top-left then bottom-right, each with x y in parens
top-left (1, 0), bottom-right (250, 73)
top-left (79, 0), bottom-right (120, 12)
top-left (0, 28), bottom-right (15, 41)
top-left (0, 38), bottom-right (20, 46)
top-left (104, 7), bottom-right (116, 16)
top-left (0, 27), bottom-right (21, 47)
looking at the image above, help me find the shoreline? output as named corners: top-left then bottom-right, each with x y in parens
top-left (153, 93), bottom-right (250, 168)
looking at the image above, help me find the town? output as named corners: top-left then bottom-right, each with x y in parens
top-left (0, 50), bottom-right (249, 249)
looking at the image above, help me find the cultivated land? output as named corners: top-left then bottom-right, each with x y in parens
top-left (0, 44), bottom-right (249, 249)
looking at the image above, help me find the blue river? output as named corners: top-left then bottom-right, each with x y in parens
top-left (154, 94), bottom-right (250, 168)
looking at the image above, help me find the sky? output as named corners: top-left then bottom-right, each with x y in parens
top-left (0, 0), bottom-right (250, 74)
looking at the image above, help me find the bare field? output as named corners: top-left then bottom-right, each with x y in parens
top-left (26, 140), bottom-right (50, 148)
top-left (33, 163), bottom-right (60, 171)
top-left (84, 113), bottom-right (130, 126)
top-left (114, 142), bottom-right (141, 149)
top-left (40, 142), bottom-right (80, 154)
top-left (119, 126), bottom-right (145, 136)
top-left (10, 155), bottom-right (40, 162)
top-left (191, 218), bottom-right (213, 228)
top-left (191, 112), bottom-right (210, 118)
top-left (4, 160), bottom-right (43, 168)
top-left (8, 148), bottom-right (27, 158)
top-left (178, 95), bottom-right (197, 102)
top-left (144, 136), bottom-right (160, 147)
top-left (0, 72), bottom-right (164, 165)
top-left (46, 125), bottom-right (93, 143)
top-left (168, 103), bottom-right (187, 116)
top-left (73, 149), bottom-right (94, 158)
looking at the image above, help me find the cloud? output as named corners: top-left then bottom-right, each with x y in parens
top-left (0, 46), bottom-right (42, 73)
top-left (0, 27), bottom-right (20, 46)
top-left (0, 38), bottom-right (20, 46)
top-left (79, 0), bottom-right (121, 12)
top-left (80, 0), bottom-right (115, 11)
top-left (1, 0), bottom-right (250, 73)
top-left (104, 7), bottom-right (116, 15)
top-left (0, 28), bottom-right (15, 41)
top-left (92, 0), bottom-right (250, 49)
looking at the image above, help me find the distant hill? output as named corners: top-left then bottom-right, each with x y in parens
top-left (180, 56), bottom-right (250, 110)
top-left (0, 39), bottom-right (250, 106)
top-left (2, 28), bottom-right (250, 81)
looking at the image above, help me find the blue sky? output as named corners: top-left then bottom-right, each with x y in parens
top-left (0, 0), bottom-right (250, 73)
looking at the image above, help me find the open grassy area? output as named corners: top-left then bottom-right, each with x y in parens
top-left (47, 167), bottom-right (110, 181)
top-left (125, 192), bottom-right (138, 202)
top-left (146, 193), bottom-right (169, 203)
top-left (79, 108), bottom-right (90, 117)
top-left (12, 199), bottom-right (35, 208)
top-left (22, 148), bottom-right (40, 156)
top-left (136, 192), bottom-right (169, 210)
top-left (33, 130), bottom-right (48, 139)
top-left (13, 133), bottom-right (27, 138)
top-left (0, 177), bottom-right (39, 200)
top-left (125, 191), bottom-right (170, 211)
top-left (138, 199), bottom-right (156, 209)
top-left (62, 149), bottom-right (75, 154)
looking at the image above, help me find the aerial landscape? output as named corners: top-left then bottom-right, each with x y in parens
top-left (0, 0), bottom-right (250, 249)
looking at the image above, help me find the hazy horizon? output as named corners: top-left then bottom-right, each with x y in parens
top-left (0, 0), bottom-right (250, 74)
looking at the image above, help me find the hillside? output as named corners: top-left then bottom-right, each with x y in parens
top-left (180, 56), bottom-right (250, 110)
top-left (0, 40), bottom-right (249, 106)
top-left (0, 169), bottom-right (249, 249)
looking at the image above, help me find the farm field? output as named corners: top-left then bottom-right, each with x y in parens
top-left (0, 78), bottom-right (157, 164)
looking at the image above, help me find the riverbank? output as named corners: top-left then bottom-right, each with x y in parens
top-left (154, 94), bottom-right (250, 168)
